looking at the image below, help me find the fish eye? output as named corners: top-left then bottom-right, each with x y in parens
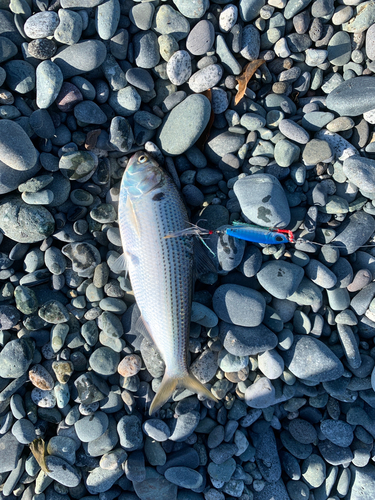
top-left (275, 235), bottom-right (284, 241)
top-left (138, 155), bottom-right (148, 163)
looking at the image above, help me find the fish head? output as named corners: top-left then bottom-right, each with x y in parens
top-left (122, 152), bottom-right (165, 198)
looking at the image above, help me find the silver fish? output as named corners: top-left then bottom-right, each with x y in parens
top-left (117, 151), bottom-right (217, 415)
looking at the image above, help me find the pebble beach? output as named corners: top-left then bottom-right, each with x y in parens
top-left (1, 0), bottom-right (375, 499)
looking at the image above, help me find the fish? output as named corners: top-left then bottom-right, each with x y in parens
top-left (117, 151), bottom-right (217, 415)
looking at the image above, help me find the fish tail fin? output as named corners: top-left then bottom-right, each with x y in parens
top-left (149, 374), bottom-right (178, 416)
top-left (149, 371), bottom-right (218, 416)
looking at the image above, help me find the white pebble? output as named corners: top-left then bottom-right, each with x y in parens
top-left (219, 4), bottom-right (238, 32)
top-left (166, 50), bottom-right (192, 86)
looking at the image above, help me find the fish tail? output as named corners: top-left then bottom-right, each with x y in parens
top-left (149, 372), bottom-right (218, 415)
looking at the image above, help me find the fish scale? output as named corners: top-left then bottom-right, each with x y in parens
top-left (118, 151), bottom-right (217, 414)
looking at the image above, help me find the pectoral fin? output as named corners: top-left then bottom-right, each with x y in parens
top-left (111, 253), bottom-right (128, 275)
top-left (126, 196), bottom-right (141, 237)
top-left (149, 371), bottom-right (218, 415)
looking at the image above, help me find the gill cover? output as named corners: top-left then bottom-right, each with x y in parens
top-left (123, 152), bottom-right (164, 197)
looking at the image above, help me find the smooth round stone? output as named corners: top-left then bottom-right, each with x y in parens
top-left (302, 111), bottom-right (335, 132)
top-left (52, 81), bottom-right (83, 112)
top-left (166, 50), bottom-right (191, 86)
top-left (74, 101), bottom-right (107, 125)
top-left (157, 93), bottom-right (210, 155)
top-left (54, 8), bottom-right (82, 45)
top-left (305, 259), bottom-right (337, 288)
top-left (11, 418), bottom-right (36, 444)
top-left (117, 415), bottom-right (143, 451)
top-left (164, 467), bottom-right (203, 490)
top-left (188, 64), bottom-right (223, 93)
top-left (24, 11), bottom-right (59, 38)
top-left (29, 364), bottom-right (54, 390)
top-left (258, 349), bottom-right (284, 379)
top-left (257, 260), bottom-right (304, 299)
top-left (0, 196), bottom-right (54, 242)
top-left (29, 109), bottom-right (55, 139)
top-left (52, 360), bottom-right (74, 384)
top-left (62, 242), bottom-right (101, 277)
top-left (108, 86), bottom-right (141, 117)
top-left (44, 456), bottom-right (81, 487)
top-left (86, 467), bottom-right (123, 494)
top-left (233, 173), bottom-right (291, 227)
top-left (210, 87), bottom-right (228, 114)
top-left (174, 0), bottom-right (208, 18)
top-left (186, 20), bottom-right (215, 55)
top-left (75, 411), bottom-right (109, 442)
top-left (301, 454), bottom-right (326, 488)
top-left (205, 130), bottom-right (245, 163)
top-left (126, 68), bottom-right (154, 92)
top-left (240, 0), bottom-right (266, 21)
top-left (134, 111), bottom-right (161, 130)
top-left (213, 284), bottom-right (265, 327)
top-left (89, 347), bottom-right (120, 376)
top-left (327, 116), bottom-right (354, 132)
top-left (366, 23), bottom-right (375, 60)
top-left (343, 155), bottom-right (375, 192)
top-left (219, 4), bottom-right (238, 31)
top-left (287, 480), bottom-right (309, 500)
top-left (305, 48), bottom-right (327, 66)
top-left (153, 5), bottom-right (190, 42)
top-left (133, 30), bottom-right (159, 69)
top-left (303, 139), bottom-right (333, 166)
top-left (241, 24), bottom-right (260, 60)
top-left (240, 113), bottom-right (266, 131)
top-left (281, 335), bottom-right (344, 383)
top-left (331, 211), bottom-right (375, 255)
top-left (142, 419), bottom-right (171, 442)
top-left (288, 419), bottom-right (317, 445)
top-left (320, 419), bottom-right (353, 447)
top-left (0, 337), bottom-right (33, 378)
top-left (190, 349), bottom-right (218, 384)
top-left (59, 150), bottom-right (97, 180)
top-left (52, 40), bottom-right (107, 79)
top-left (109, 116), bottom-right (133, 152)
top-left (327, 77), bottom-right (375, 117)
top-left (158, 34), bottom-right (179, 62)
top-left (130, 2), bottom-right (154, 30)
top-left (0, 36), bottom-right (17, 63)
top-left (28, 38), bottom-right (56, 59)
top-left (70, 76), bottom-right (96, 100)
top-left (279, 119), bottom-right (310, 144)
top-left (118, 354), bottom-right (142, 378)
top-left (39, 299), bottom-right (69, 324)
top-left (4, 60), bottom-right (35, 94)
top-left (327, 31), bottom-right (351, 66)
top-left (274, 139), bottom-right (300, 167)
top-left (95, 0), bottom-right (120, 40)
top-left (35, 60), bottom-right (63, 109)
top-left (245, 377), bottom-right (276, 408)
top-left (31, 387), bottom-right (56, 408)
top-left (350, 465), bottom-right (375, 500)
top-left (47, 436), bottom-right (76, 465)
top-left (14, 285), bottom-right (38, 314)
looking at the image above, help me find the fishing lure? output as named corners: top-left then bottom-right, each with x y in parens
top-left (224, 221), bottom-right (295, 244)
top-left (165, 221), bottom-right (295, 246)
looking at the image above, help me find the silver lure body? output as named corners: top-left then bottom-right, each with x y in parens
top-left (118, 152), bottom-right (216, 414)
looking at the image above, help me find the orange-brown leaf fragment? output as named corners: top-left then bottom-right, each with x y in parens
top-left (30, 438), bottom-right (50, 473)
top-left (235, 59), bottom-right (266, 106)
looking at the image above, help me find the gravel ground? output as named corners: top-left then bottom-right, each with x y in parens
top-left (0, 0), bottom-right (375, 499)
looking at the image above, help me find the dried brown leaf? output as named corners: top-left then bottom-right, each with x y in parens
top-left (30, 438), bottom-right (50, 474)
top-left (234, 59), bottom-right (266, 106)
top-left (195, 89), bottom-right (215, 151)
